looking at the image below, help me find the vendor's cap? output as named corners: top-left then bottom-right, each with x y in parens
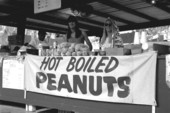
top-left (67, 16), bottom-right (77, 23)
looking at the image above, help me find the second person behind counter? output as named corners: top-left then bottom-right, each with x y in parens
top-left (100, 17), bottom-right (123, 50)
top-left (65, 16), bottom-right (92, 51)
top-left (28, 30), bottom-right (50, 49)
top-left (18, 30), bottom-right (50, 55)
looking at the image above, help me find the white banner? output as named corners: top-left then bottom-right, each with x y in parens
top-left (165, 55), bottom-right (170, 88)
top-left (25, 51), bottom-right (157, 106)
top-left (0, 56), bottom-right (3, 67)
top-left (3, 57), bottom-right (24, 90)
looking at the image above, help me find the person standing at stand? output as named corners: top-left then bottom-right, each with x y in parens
top-left (65, 16), bottom-right (92, 51)
top-left (100, 17), bottom-right (123, 50)
top-left (28, 30), bottom-right (50, 49)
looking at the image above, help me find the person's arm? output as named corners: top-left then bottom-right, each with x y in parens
top-left (64, 34), bottom-right (68, 42)
top-left (82, 31), bottom-right (92, 51)
top-left (100, 27), bottom-right (106, 45)
top-left (27, 44), bottom-right (37, 49)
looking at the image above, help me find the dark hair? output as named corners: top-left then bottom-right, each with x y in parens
top-left (38, 30), bottom-right (46, 35)
top-left (67, 16), bottom-right (81, 39)
top-left (24, 43), bottom-right (29, 46)
top-left (67, 16), bottom-right (77, 23)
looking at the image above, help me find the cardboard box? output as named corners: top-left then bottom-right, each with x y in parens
top-left (124, 44), bottom-right (142, 55)
top-left (105, 48), bottom-right (131, 56)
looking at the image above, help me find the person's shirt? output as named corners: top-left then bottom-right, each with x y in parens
top-left (67, 31), bottom-right (84, 43)
top-left (66, 31), bottom-right (92, 51)
top-left (29, 36), bottom-right (50, 49)
top-left (101, 34), bottom-right (123, 50)
top-left (102, 37), bottom-right (113, 49)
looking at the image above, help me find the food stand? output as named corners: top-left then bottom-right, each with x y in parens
top-left (0, 0), bottom-right (170, 112)
top-left (0, 42), bottom-right (170, 113)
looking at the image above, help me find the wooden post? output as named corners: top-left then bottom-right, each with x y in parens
top-left (16, 16), bottom-right (26, 45)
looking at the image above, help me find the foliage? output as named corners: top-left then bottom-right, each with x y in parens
top-left (137, 25), bottom-right (170, 40)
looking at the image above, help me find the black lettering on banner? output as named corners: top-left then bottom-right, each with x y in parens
top-left (89, 76), bottom-right (102, 96)
top-left (87, 57), bottom-right (96, 72)
top-left (83, 57), bottom-right (91, 72)
top-left (105, 57), bottom-right (119, 73)
top-left (36, 72), bottom-right (47, 88)
top-left (47, 73), bottom-right (57, 90)
top-left (48, 57), bottom-right (56, 70)
top-left (117, 77), bottom-right (131, 98)
top-left (58, 74), bottom-right (72, 92)
top-left (95, 57), bottom-right (108, 73)
top-left (103, 76), bottom-right (117, 97)
top-left (66, 57), bottom-right (76, 72)
top-left (75, 57), bottom-right (85, 72)
top-left (55, 57), bottom-right (63, 71)
top-left (73, 75), bottom-right (87, 94)
top-left (40, 57), bottom-right (50, 70)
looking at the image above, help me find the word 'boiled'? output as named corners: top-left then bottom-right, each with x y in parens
top-left (66, 57), bottom-right (118, 73)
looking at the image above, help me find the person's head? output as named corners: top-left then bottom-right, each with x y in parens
top-left (67, 16), bottom-right (79, 30)
top-left (38, 30), bottom-right (46, 41)
top-left (104, 17), bottom-right (119, 34)
top-left (67, 16), bottom-right (81, 39)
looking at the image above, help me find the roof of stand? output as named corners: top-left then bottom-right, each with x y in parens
top-left (0, 0), bottom-right (170, 36)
